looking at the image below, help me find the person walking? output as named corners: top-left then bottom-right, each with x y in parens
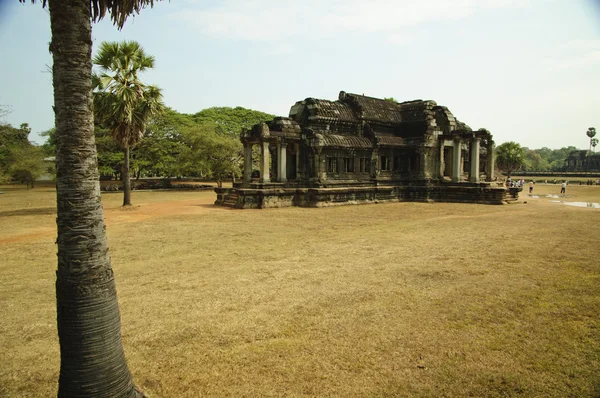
top-left (560, 181), bottom-right (567, 195)
top-left (529, 181), bottom-right (534, 195)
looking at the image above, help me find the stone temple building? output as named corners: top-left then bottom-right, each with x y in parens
top-left (565, 150), bottom-right (600, 172)
top-left (215, 91), bottom-right (512, 208)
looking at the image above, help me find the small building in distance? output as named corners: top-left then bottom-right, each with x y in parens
top-left (215, 91), bottom-right (513, 208)
top-left (565, 150), bottom-right (600, 172)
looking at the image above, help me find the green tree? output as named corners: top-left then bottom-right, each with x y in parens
top-left (193, 106), bottom-right (273, 138)
top-left (0, 123), bottom-right (31, 179)
top-left (495, 141), bottom-right (526, 177)
top-left (586, 127), bottom-right (596, 155)
top-left (93, 40), bottom-right (165, 206)
top-left (8, 145), bottom-right (47, 188)
top-left (134, 108), bottom-right (194, 178)
top-left (523, 149), bottom-right (550, 171)
top-left (95, 126), bottom-right (124, 179)
top-left (23, 1), bottom-right (162, 396)
top-left (592, 138), bottom-right (598, 152)
top-left (179, 123), bottom-right (243, 186)
top-left (39, 127), bottom-right (57, 157)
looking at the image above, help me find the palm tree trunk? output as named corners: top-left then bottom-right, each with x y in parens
top-left (123, 146), bottom-right (132, 206)
top-left (48, 1), bottom-right (140, 397)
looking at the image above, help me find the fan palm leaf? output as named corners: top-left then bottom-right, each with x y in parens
top-left (21, 1), bottom-right (160, 29)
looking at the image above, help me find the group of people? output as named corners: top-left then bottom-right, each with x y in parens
top-left (506, 178), bottom-right (525, 188)
top-left (581, 179), bottom-right (600, 185)
top-left (506, 178), bottom-right (568, 196)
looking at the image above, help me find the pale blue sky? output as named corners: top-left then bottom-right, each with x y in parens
top-left (0, 0), bottom-right (599, 149)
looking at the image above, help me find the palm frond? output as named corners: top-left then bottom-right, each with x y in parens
top-left (92, 39), bottom-right (164, 150)
top-left (23, 1), bottom-right (164, 30)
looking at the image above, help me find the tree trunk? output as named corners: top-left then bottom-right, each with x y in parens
top-left (122, 146), bottom-right (132, 206)
top-left (48, 1), bottom-right (140, 397)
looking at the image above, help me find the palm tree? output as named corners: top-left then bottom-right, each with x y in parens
top-left (587, 127), bottom-right (597, 154)
top-left (22, 0), bottom-right (162, 396)
top-left (93, 41), bottom-right (164, 206)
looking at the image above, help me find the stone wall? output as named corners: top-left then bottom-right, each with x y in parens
top-left (216, 182), bottom-right (510, 209)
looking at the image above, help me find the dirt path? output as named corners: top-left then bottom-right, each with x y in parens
top-left (0, 194), bottom-right (226, 244)
top-left (103, 195), bottom-right (223, 225)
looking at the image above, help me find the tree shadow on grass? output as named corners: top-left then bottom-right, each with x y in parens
top-left (0, 207), bottom-right (56, 217)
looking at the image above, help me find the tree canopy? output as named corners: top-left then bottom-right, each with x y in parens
top-left (495, 141), bottom-right (526, 177)
top-left (0, 123), bottom-right (47, 186)
top-left (192, 107), bottom-right (274, 138)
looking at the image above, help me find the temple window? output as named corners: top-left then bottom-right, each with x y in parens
top-left (343, 157), bottom-right (355, 172)
top-left (411, 153), bottom-right (420, 171)
top-left (380, 156), bottom-right (391, 171)
top-left (393, 156), bottom-right (401, 171)
top-left (359, 158), bottom-right (370, 173)
top-left (327, 157), bottom-right (338, 173)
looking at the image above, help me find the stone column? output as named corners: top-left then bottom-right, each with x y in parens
top-left (295, 143), bottom-right (300, 180)
top-left (259, 141), bottom-right (271, 183)
top-left (277, 142), bottom-right (287, 183)
top-left (469, 138), bottom-right (480, 183)
top-left (452, 139), bottom-right (462, 183)
top-left (486, 141), bottom-right (495, 182)
top-left (421, 148), bottom-right (431, 179)
top-left (371, 147), bottom-right (379, 179)
top-left (315, 149), bottom-right (327, 181)
top-left (243, 143), bottom-right (253, 183)
top-left (439, 143), bottom-right (445, 178)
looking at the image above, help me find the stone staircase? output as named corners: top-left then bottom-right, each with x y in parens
top-left (222, 192), bottom-right (239, 207)
top-left (503, 186), bottom-right (521, 204)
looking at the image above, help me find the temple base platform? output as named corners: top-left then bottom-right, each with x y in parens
top-left (215, 181), bottom-right (517, 209)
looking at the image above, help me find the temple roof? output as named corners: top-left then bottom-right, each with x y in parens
top-left (312, 133), bottom-right (372, 149)
top-left (293, 98), bottom-right (358, 123)
top-left (290, 91), bottom-right (444, 127)
top-left (374, 134), bottom-right (405, 146)
top-left (339, 92), bottom-right (404, 124)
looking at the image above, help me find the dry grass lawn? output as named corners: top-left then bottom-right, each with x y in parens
top-left (1, 182), bottom-right (599, 397)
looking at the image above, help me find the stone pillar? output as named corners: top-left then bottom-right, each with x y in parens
top-left (470, 138), bottom-right (480, 183)
top-left (486, 141), bottom-right (495, 182)
top-left (315, 149), bottom-right (327, 181)
top-left (452, 139), bottom-right (462, 183)
top-left (243, 143), bottom-right (253, 183)
top-left (439, 143), bottom-right (445, 178)
top-left (371, 147), bottom-right (379, 179)
top-left (295, 143), bottom-right (300, 180)
top-left (259, 141), bottom-right (270, 183)
top-left (277, 142), bottom-right (287, 183)
top-left (421, 148), bottom-right (431, 179)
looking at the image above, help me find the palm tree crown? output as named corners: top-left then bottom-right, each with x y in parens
top-left (20, 1), bottom-right (159, 30)
top-left (93, 41), bottom-right (164, 149)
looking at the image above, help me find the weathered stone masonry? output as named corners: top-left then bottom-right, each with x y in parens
top-left (216, 91), bottom-right (513, 208)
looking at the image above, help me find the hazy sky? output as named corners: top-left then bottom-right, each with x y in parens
top-left (0, 0), bottom-right (599, 149)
